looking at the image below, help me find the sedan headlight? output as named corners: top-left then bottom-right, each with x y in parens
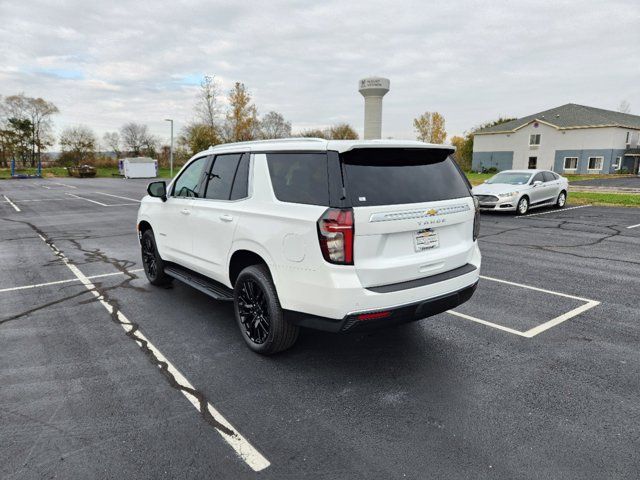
top-left (497, 191), bottom-right (519, 198)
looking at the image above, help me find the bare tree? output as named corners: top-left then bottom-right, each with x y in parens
top-left (619, 100), bottom-right (631, 114)
top-left (297, 128), bottom-right (328, 139)
top-left (103, 131), bottom-right (121, 157)
top-left (59, 125), bottom-right (97, 165)
top-left (259, 111), bottom-right (292, 139)
top-left (120, 122), bottom-right (157, 156)
top-left (196, 75), bottom-right (221, 134)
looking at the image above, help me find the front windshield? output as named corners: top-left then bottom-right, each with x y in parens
top-left (486, 172), bottom-right (532, 185)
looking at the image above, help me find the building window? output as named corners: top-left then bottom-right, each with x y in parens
top-left (529, 134), bottom-right (541, 146)
top-left (528, 157), bottom-right (537, 169)
top-left (626, 131), bottom-right (630, 145)
top-left (612, 157), bottom-right (621, 170)
top-left (564, 157), bottom-right (578, 170)
top-left (587, 156), bottom-right (604, 171)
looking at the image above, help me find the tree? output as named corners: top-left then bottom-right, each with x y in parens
top-left (103, 131), bottom-right (121, 157)
top-left (223, 82), bottom-right (259, 142)
top-left (454, 116), bottom-right (517, 172)
top-left (259, 111), bottom-right (292, 139)
top-left (195, 75), bottom-right (221, 136)
top-left (413, 111), bottom-right (446, 144)
top-left (179, 122), bottom-right (220, 155)
top-left (120, 122), bottom-right (158, 156)
top-left (451, 135), bottom-right (473, 171)
top-left (619, 100), bottom-right (631, 114)
top-left (1, 94), bottom-right (58, 167)
top-left (59, 125), bottom-right (97, 166)
top-left (327, 123), bottom-right (358, 140)
top-left (297, 128), bottom-right (328, 139)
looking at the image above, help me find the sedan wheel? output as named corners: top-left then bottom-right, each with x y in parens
top-left (556, 191), bottom-right (567, 208)
top-left (517, 196), bottom-right (529, 215)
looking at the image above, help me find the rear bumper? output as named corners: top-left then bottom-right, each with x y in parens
top-left (284, 281), bottom-right (478, 333)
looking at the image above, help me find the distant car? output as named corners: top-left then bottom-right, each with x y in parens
top-left (472, 169), bottom-right (569, 215)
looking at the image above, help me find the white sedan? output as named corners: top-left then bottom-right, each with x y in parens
top-left (472, 169), bottom-right (569, 215)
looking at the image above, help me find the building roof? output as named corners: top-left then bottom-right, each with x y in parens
top-left (208, 138), bottom-right (455, 154)
top-left (475, 103), bottom-right (640, 135)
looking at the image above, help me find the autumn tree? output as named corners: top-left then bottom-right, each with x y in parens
top-left (223, 82), bottom-right (259, 142)
top-left (179, 122), bottom-right (220, 155)
top-left (328, 123), bottom-right (359, 140)
top-left (413, 111), bottom-right (446, 144)
top-left (59, 125), bottom-right (97, 166)
top-left (259, 111), bottom-right (292, 139)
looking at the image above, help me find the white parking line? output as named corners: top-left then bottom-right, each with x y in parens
top-left (447, 275), bottom-right (600, 338)
top-left (94, 192), bottom-right (141, 202)
top-left (34, 234), bottom-right (270, 472)
top-left (65, 193), bottom-right (137, 207)
top-left (41, 185), bottom-right (51, 189)
top-left (518, 205), bottom-right (591, 218)
top-left (627, 223), bottom-right (640, 229)
top-left (2, 195), bottom-right (21, 212)
top-left (52, 182), bottom-right (77, 189)
top-left (0, 269), bottom-right (144, 294)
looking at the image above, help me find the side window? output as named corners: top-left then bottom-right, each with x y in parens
top-left (531, 173), bottom-right (544, 184)
top-left (230, 154), bottom-right (250, 200)
top-left (266, 153), bottom-right (329, 206)
top-left (542, 171), bottom-right (556, 182)
top-left (204, 154), bottom-right (242, 200)
top-left (172, 156), bottom-right (209, 198)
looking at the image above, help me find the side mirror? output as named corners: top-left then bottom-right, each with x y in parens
top-left (147, 181), bottom-right (167, 201)
top-left (532, 180), bottom-right (543, 187)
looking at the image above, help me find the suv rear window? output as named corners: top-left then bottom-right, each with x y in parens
top-left (266, 153), bottom-right (329, 205)
top-left (340, 148), bottom-right (470, 206)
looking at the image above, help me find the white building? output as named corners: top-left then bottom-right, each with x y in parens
top-left (472, 104), bottom-right (640, 174)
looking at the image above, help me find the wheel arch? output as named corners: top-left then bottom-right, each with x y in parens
top-left (228, 243), bottom-right (278, 288)
top-left (137, 220), bottom-right (153, 243)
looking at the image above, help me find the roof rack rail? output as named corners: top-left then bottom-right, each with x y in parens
top-left (209, 137), bottom-right (326, 149)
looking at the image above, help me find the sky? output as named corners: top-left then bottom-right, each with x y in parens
top-left (0, 0), bottom-right (638, 147)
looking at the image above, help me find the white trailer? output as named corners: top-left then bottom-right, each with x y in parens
top-left (120, 157), bottom-right (158, 179)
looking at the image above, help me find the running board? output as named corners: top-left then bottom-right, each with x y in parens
top-left (165, 263), bottom-right (234, 301)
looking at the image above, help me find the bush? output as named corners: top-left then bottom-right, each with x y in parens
top-left (481, 166), bottom-right (498, 174)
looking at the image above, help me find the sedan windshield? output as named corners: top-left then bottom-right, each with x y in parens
top-left (486, 172), bottom-right (532, 185)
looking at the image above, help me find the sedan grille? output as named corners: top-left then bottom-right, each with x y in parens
top-left (474, 194), bottom-right (499, 203)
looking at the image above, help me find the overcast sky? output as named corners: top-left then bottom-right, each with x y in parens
top-left (1, 0), bottom-right (638, 146)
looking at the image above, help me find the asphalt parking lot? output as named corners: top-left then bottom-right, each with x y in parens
top-left (1, 178), bottom-right (640, 479)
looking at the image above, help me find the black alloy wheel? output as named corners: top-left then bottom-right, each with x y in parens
top-left (141, 230), bottom-right (171, 286)
top-left (237, 278), bottom-right (270, 344)
top-left (233, 264), bottom-right (299, 354)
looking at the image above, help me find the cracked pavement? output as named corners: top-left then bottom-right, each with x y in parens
top-left (1, 177), bottom-right (639, 479)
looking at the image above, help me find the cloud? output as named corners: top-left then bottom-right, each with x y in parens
top-left (1, 0), bottom-right (638, 145)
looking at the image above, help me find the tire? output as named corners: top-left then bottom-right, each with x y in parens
top-left (141, 229), bottom-right (172, 286)
top-left (516, 196), bottom-right (529, 215)
top-left (555, 190), bottom-right (567, 209)
top-left (234, 264), bottom-right (299, 355)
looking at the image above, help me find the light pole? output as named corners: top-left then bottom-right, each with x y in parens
top-left (164, 119), bottom-right (174, 178)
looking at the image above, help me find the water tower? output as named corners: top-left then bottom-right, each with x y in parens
top-left (358, 77), bottom-right (390, 139)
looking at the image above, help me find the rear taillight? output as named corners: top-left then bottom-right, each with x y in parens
top-left (473, 196), bottom-right (480, 241)
top-left (317, 208), bottom-right (354, 265)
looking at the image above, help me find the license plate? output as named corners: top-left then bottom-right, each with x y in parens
top-left (414, 228), bottom-right (439, 251)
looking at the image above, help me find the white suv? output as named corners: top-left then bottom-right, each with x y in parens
top-left (137, 139), bottom-right (481, 354)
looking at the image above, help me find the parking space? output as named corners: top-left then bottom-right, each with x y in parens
top-left (1, 178), bottom-right (640, 479)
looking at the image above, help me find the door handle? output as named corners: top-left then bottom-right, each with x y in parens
top-left (220, 214), bottom-right (234, 222)
top-left (180, 209), bottom-right (191, 215)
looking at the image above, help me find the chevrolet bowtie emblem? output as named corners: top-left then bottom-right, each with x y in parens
top-left (426, 209), bottom-right (438, 216)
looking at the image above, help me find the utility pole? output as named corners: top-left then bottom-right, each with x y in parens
top-left (164, 119), bottom-right (174, 177)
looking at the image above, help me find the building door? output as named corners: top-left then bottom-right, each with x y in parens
top-left (528, 157), bottom-right (537, 169)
